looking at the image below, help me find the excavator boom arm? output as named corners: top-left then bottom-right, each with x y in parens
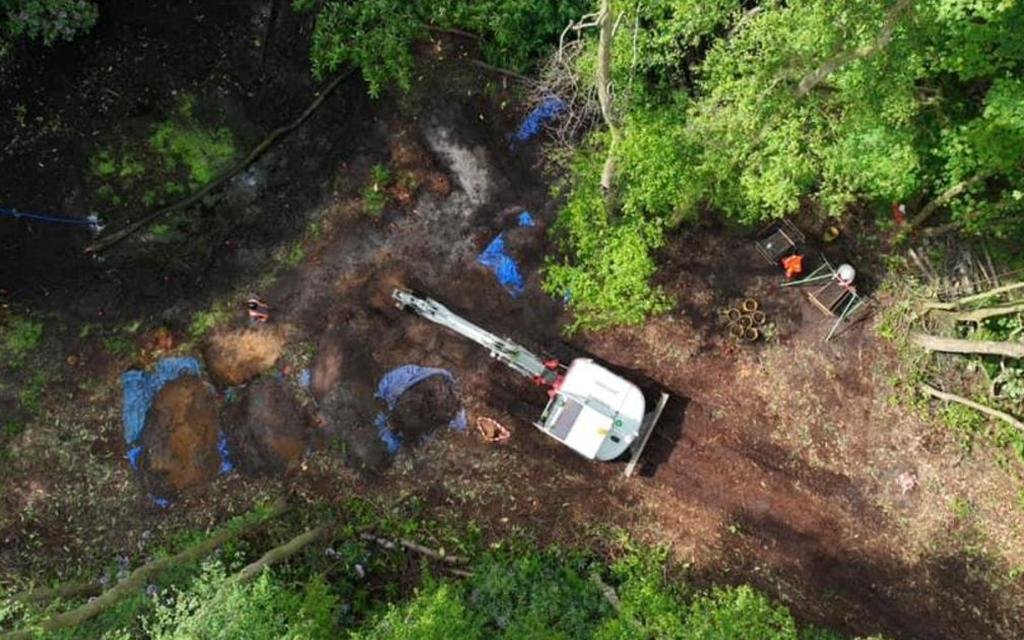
top-left (393, 290), bottom-right (552, 381)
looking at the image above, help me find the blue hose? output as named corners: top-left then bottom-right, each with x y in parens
top-left (0, 207), bottom-right (102, 231)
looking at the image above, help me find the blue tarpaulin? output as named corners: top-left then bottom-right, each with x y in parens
top-left (477, 234), bottom-right (525, 297)
top-left (515, 96), bottom-right (566, 142)
top-left (121, 357), bottom-right (202, 444)
top-left (376, 364), bottom-right (453, 410)
top-left (217, 432), bottom-right (234, 474)
top-left (476, 211), bottom-right (536, 298)
top-left (121, 357), bottom-right (233, 507)
top-left (374, 365), bottom-right (466, 453)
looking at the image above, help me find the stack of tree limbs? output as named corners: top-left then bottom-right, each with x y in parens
top-left (912, 281), bottom-right (1024, 435)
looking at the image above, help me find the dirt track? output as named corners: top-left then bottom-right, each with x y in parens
top-left (2, 4), bottom-right (1023, 639)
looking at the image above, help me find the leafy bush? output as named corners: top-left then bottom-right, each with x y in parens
top-left (467, 549), bottom-right (609, 638)
top-left (430, 0), bottom-right (590, 72)
top-left (145, 563), bottom-right (338, 640)
top-left (2, 0), bottom-right (98, 45)
top-left (351, 581), bottom-right (482, 640)
top-left (682, 586), bottom-right (800, 640)
top-left (544, 141), bottom-right (671, 332)
top-left (299, 0), bottom-right (423, 96)
top-left (298, 0), bottom-right (589, 96)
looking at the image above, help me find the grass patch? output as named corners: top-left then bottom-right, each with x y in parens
top-left (362, 163), bottom-right (391, 216)
top-left (18, 371), bottom-right (46, 414)
top-left (150, 121), bottom-right (235, 187)
top-left (1, 314), bottom-right (43, 367)
top-left (87, 93), bottom-right (237, 217)
top-left (103, 334), bottom-right (138, 359)
top-left (277, 241), bottom-right (306, 268)
top-left (187, 303), bottom-right (233, 342)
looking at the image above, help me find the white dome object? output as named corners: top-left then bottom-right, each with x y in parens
top-left (836, 263), bottom-right (856, 284)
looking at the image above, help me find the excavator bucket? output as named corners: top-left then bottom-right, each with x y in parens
top-left (624, 391), bottom-right (669, 477)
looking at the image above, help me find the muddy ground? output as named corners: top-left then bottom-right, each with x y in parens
top-left (2, 3), bottom-right (1024, 639)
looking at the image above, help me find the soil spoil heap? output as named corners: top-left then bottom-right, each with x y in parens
top-left (224, 378), bottom-right (311, 474)
top-left (138, 376), bottom-right (220, 498)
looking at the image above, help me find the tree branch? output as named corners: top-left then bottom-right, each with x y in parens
top-left (466, 59), bottom-right (532, 83)
top-left (795, 0), bottom-right (914, 98)
top-left (922, 281), bottom-right (1024, 311)
top-left (234, 522), bottom-right (334, 584)
top-left (6, 582), bottom-right (102, 606)
top-left (360, 533), bottom-right (469, 565)
top-left (84, 71), bottom-right (354, 254)
top-left (596, 0), bottom-right (620, 197)
top-left (921, 383), bottom-right (1024, 434)
top-left (947, 302), bottom-right (1024, 324)
top-left (909, 173), bottom-right (986, 228)
top-left (424, 24), bottom-right (482, 41)
top-left (910, 332), bottom-right (1024, 359)
top-left (0, 499), bottom-right (288, 640)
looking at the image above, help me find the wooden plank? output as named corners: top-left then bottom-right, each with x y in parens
top-left (624, 392), bottom-right (669, 477)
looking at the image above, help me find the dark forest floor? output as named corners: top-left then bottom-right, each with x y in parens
top-left (2, 3), bottom-right (1023, 639)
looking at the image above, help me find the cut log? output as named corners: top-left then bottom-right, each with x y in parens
top-left (0, 499), bottom-right (288, 640)
top-left (920, 384), bottom-right (1024, 434)
top-left (910, 174), bottom-right (986, 228)
top-left (910, 332), bottom-right (1024, 359)
top-left (950, 302), bottom-right (1024, 324)
top-left (923, 281), bottom-right (1024, 311)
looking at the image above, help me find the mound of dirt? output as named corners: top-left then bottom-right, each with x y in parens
top-left (389, 375), bottom-right (460, 443)
top-left (320, 381), bottom-right (390, 471)
top-left (310, 334), bottom-right (344, 401)
top-left (223, 378), bottom-right (310, 475)
top-left (138, 376), bottom-right (220, 497)
top-left (204, 326), bottom-right (285, 387)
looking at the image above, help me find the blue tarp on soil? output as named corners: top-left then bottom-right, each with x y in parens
top-left (476, 211), bottom-right (536, 298)
top-left (121, 357), bottom-right (233, 507)
top-left (374, 365), bottom-right (466, 454)
top-left (515, 96), bottom-right (566, 142)
top-left (477, 234), bottom-right (525, 297)
top-left (121, 357), bottom-right (201, 444)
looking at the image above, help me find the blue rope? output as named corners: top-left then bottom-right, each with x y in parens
top-left (0, 207), bottom-right (101, 230)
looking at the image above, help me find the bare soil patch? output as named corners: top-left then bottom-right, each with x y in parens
top-left (204, 326), bottom-right (286, 387)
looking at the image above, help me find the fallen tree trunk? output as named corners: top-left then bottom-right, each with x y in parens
top-left (85, 71), bottom-right (353, 254)
top-left (921, 383), bottom-right (1024, 434)
top-left (234, 521), bottom-right (334, 584)
top-left (923, 281), bottom-right (1024, 311)
top-left (7, 582), bottom-right (102, 605)
top-left (0, 499), bottom-right (288, 640)
top-left (911, 332), bottom-right (1024, 359)
top-left (948, 302), bottom-right (1024, 324)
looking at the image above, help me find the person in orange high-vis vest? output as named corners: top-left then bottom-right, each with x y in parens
top-left (781, 254), bottom-right (803, 280)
